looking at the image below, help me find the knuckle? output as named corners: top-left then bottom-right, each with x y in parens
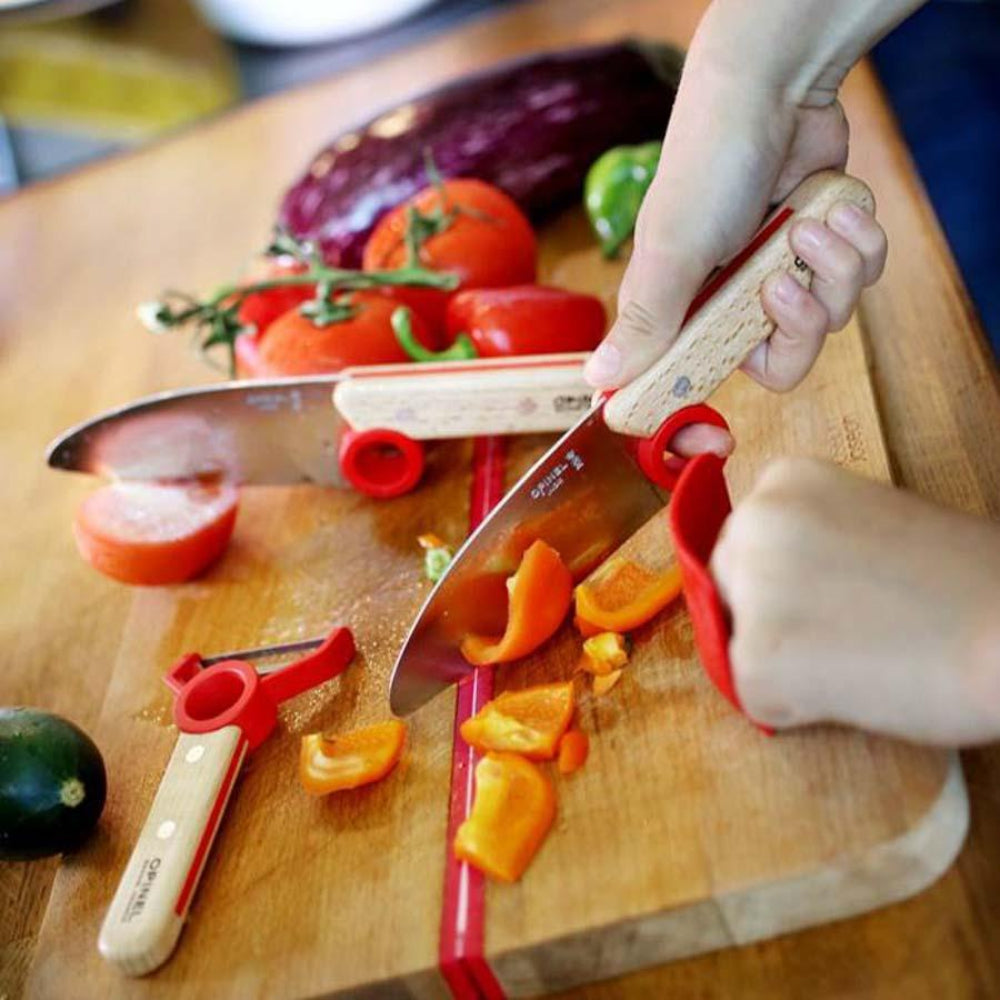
top-left (828, 245), bottom-right (865, 285)
top-left (614, 297), bottom-right (667, 344)
top-left (826, 299), bottom-right (855, 332)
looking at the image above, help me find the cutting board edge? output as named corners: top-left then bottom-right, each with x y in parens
top-left (488, 751), bottom-right (968, 998)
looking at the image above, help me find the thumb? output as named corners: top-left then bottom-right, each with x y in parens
top-left (583, 181), bottom-right (713, 390)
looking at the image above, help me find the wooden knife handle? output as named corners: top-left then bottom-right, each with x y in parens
top-left (98, 727), bottom-right (247, 976)
top-left (334, 353), bottom-right (593, 440)
top-left (603, 170), bottom-right (875, 437)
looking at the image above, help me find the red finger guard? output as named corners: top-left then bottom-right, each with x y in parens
top-left (635, 403), bottom-right (731, 491)
top-left (339, 427), bottom-right (426, 499)
top-left (639, 405), bottom-right (765, 730)
top-left (668, 454), bottom-right (741, 713)
top-left (666, 449), bottom-right (770, 733)
top-left (165, 627), bottom-right (356, 749)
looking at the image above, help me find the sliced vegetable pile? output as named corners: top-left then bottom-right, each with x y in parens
top-left (409, 508), bottom-right (683, 882)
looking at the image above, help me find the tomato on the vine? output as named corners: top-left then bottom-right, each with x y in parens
top-left (362, 179), bottom-right (537, 292)
top-left (255, 291), bottom-right (435, 375)
top-left (234, 258), bottom-right (314, 337)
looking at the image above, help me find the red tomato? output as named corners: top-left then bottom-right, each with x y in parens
top-left (234, 259), bottom-right (314, 337)
top-left (257, 291), bottom-right (434, 376)
top-left (74, 481), bottom-right (239, 586)
top-left (362, 179), bottom-right (537, 291)
top-left (446, 286), bottom-right (606, 358)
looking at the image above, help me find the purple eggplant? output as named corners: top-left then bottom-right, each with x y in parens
top-left (278, 39), bottom-right (683, 267)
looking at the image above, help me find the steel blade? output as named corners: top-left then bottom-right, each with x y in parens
top-left (46, 376), bottom-right (346, 486)
top-left (389, 402), bottom-right (666, 715)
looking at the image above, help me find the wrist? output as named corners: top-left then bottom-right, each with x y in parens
top-left (689, 0), bottom-right (926, 108)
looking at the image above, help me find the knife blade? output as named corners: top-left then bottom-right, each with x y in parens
top-left (389, 401), bottom-right (666, 715)
top-left (47, 376), bottom-right (348, 486)
top-left (390, 170), bottom-right (876, 714)
top-left (45, 355), bottom-right (593, 488)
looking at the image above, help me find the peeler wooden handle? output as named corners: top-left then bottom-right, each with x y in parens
top-left (98, 727), bottom-right (247, 976)
top-left (333, 353), bottom-right (592, 440)
top-left (604, 170), bottom-right (875, 437)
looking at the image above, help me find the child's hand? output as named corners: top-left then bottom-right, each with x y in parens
top-left (583, 0), bottom-right (920, 454)
top-left (711, 459), bottom-right (1000, 745)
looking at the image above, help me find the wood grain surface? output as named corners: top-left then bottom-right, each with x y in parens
top-left (1, 0), bottom-right (999, 997)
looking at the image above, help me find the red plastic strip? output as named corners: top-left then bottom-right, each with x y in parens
top-left (173, 733), bottom-right (248, 916)
top-left (439, 436), bottom-right (508, 1000)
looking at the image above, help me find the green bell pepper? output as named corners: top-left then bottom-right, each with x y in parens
top-left (584, 141), bottom-right (661, 258)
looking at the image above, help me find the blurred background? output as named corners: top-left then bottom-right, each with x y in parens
top-left (0, 0), bottom-right (996, 354)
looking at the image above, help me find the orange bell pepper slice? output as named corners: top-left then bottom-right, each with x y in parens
top-left (461, 539), bottom-right (572, 665)
top-left (454, 752), bottom-right (555, 882)
top-left (557, 730), bottom-right (589, 774)
top-left (460, 682), bottom-right (575, 760)
top-left (578, 632), bottom-right (629, 676)
top-left (299, 720), bottom-right (406, 796)
top-left (574, 509), bottom-right (682, 635)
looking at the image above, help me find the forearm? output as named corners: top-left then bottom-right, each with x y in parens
top-left (688, 0), bottom-right (927, 105)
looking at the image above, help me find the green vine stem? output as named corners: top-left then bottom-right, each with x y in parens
top-left (391, 306), bottom-right (477, 362)
top-left (138, 262), bottom-right (459, 377)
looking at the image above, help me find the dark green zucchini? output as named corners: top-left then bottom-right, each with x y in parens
top-left (0, 708), bottom-right (107, 861)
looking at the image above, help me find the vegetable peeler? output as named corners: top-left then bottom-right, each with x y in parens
top-left (98, 627), bottom-right (355, 976)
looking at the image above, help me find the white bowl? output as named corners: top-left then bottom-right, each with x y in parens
top-left (193, 0), bottom-right (440, 47)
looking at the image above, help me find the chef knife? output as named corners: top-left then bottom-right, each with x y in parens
top-left (390, 170), bottom-right (874, 715)
top-left (45, 354), bottom-right (594, 488)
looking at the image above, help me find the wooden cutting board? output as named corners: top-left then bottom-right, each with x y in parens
top-left (20, 196), bottom-right (967, 998)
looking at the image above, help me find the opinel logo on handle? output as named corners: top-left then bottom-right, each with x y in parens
top-left (604, 170), bottom-right (875, 438)
top-left (98, 627), bottom-right (355, 977)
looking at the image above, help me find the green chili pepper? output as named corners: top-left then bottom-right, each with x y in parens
top-left (391, 306), bottom-right (478, 362)
top-left (584, 141), bottom-right (661, 259)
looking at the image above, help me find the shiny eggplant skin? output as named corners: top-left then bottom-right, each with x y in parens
top-left (278, 39), bottom-right (683, 267)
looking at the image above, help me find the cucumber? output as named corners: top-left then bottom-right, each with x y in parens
top-left (0, 708), bottom-right (107, 861)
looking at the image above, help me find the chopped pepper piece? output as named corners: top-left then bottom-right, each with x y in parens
top-left (574, 509), bottom-right (683, 635)
top-left (557, 730), bottom-right (590, 774)
top-left (417, 532), bottom-right (453, 582)
top-left (579, 632), bottom-right (629, 676)
top-left (454, 752), bottom-right (555, 882)
top-left (593, 670), bottom-right (624, 697)
top-left (299, 720), bottom-right (406, 796)
top-left (461, 540), bottom-right (572, 665)
top-left (460, 682), bottom-right (575, 760)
